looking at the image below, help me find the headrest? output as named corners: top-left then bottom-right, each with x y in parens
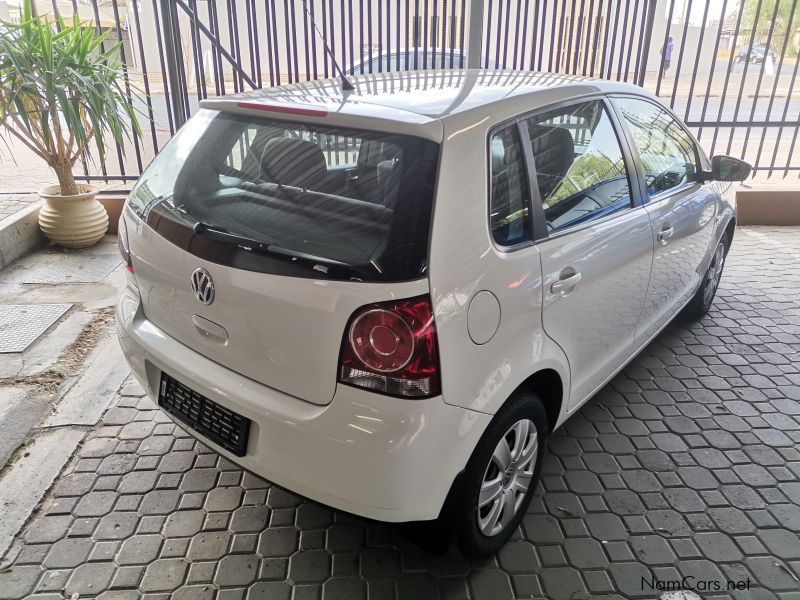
top-left (491, 137), bottom-right (506, 173)
top-left (358, 140), bottom-right (401, 168)
top-left (529, 125), bottom-right (575, 198)
top-left (260, 137), bottom-right (327, 188)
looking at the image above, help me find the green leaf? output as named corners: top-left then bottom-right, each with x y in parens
top-left (0, 0), bottom-right (142, 173)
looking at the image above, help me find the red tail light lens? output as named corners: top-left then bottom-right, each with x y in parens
top-left (118, 214), bottom-right (134, 272)
top-left (339, 295), bottom-right (441, 398)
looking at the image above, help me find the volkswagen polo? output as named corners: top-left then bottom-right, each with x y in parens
top-left (117, 70), bottom-right (749, 555)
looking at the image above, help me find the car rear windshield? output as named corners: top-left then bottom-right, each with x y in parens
top-left (127, 109), bottom-right (440, 282)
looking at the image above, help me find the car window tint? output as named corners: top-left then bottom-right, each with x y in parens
top-left (489, 125), bottom-right (531, 246)
top-left (524, 101), bottom-right (632, 234)
top-left (615, 97), bottom-right (698, 197)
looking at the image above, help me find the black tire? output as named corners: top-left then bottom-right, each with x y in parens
top-left (451, 391), bottom-right (548, 556)
top-left (684, 232), bottom-right (729, 319)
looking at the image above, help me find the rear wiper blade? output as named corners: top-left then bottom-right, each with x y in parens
top-left (192, 222), bottom-right (372, 277)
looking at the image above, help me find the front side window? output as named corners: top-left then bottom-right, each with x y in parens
top-left (615, 97), bottom-right (698, 197)
top-left (524, 101), bottom-right (632, 234)
top-left (489, 125), bottom-right (531, 246)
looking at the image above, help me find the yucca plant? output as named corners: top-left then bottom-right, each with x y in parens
top-left (0, 0), bottom-right (140, 196)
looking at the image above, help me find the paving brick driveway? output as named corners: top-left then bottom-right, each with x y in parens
top-left (1, 226), bottom-right (799, 600)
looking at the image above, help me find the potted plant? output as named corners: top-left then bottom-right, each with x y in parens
top-left (0, 1), bottom-right (140, 248)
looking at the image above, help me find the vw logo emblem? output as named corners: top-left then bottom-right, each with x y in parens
top-left (191, 268), bottom-right (215, 305)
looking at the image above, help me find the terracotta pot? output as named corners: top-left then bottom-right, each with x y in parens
top-left (38, 184), bottom-right (109, 248)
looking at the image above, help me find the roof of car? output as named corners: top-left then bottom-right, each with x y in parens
top-left (200, 70), bottom-right (650, 140)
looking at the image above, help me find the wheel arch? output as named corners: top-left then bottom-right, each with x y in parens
top-left (723, 216), bottom-right (736, 253)
top-left (517, 368), bottom-right (564, 433)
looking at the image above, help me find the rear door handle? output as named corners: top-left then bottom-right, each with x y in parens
top-left (657, 225), bottom-right (675, 245)
top-left (550, 272), bottom-right (582, 295)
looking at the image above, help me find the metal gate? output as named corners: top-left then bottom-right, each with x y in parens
top-left (11, 0), bottom-right (799, 182)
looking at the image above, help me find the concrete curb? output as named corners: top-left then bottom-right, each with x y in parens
top-left (0, 201), bottom-right (46, 270)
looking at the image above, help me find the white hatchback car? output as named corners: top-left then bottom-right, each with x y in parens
top-left (117, 70), bottom-right (749, 555)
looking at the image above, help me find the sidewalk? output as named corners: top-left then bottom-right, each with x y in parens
top-left (0, 237), bottom-right (128, 563)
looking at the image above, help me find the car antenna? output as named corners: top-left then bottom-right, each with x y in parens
top-left (299, 0), bottom-right (355, 92)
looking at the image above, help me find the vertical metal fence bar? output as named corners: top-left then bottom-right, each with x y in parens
top-left (696, 0), bottom-right (728, 139)
top-left (588, 0), bottom-right (602, 77)
top-left (228, 0), bottom-right (244, 92)
top-left (515, 0), bottom-right (528, 70)
top-left (581, 0), bottom-right (594, 76)
top-left (386, 0), bottom-right (393, 71)
top-left (526, 0), bottom-right (537, 71)
top-left (553, 2), bottom-right (565, 72)
top-left (130, 0), bottom-right (159, 155)
top-left (484, 0), bottom-right (494, 68)
top-left (161, 0), bottom-right (189, 129)
top-left (725, 0), bottom-right (764, 155)
top-left (537, 0), bottom-right (548, 71)
top-left (186, 0), bottom-right (206, 100)
top-left (378, 0), bottom-right (384, 70)
top-left (563, 0), bottom-right (575, 73)
top-left (208, 0), bottom-right (227, 95)
top-left (263, 0), bottom-right (276, 85)
top-left (741, 0), bottom-right (781, 153)
top-left (682, 0), bottom-right (711, 122)
top-left (569, 0), bottom-right (582, 74)
top-left (405, 0), bottom-right (411, 69)
top-left (635, 0), bottom-right (655, 86)
top-left (360, 0), bottom-right (367, 72)
top-left (597, 0), bottom-right (612, 78)
top-left (320, 0), bottom-right (329, 78)
top-left (615, 0), bottom-right (631, 80)
top-left (432, 0), bottom-right (439, 67)
top-left (301, 0), bottom-right (312, 80)
top-left (398, 0), bottom-right (403, 70)
top-left (423, 0), bottom-right (429, 69)
top-left (501, 0), bottom-right (512, 69)
top-left (151, 0), bottom-right (176, 134)
top-left (341, 0), bottom-right (348, 75)
top-left (109, 0), bottom-right (143, 174)
top-left (348, 0), bottom-right (355, 74)
top-left (654, 0), bottom-right (675, 97)
top-left (622, 0), bottom-right (640, 81)
top-left (768, 20), bottom-right (800, 175)
top-left (759, 0), bottom-right (798, 173)
top-left (668, 0), bottom-right (692, 109)
top-left (88, 0), bottom-right (114, 178)
top-left (440, 0), bottom-right (448, 66)
top-left (605, 0), bottom-right (622, 79)
top-left (244, 0), bottom-right (258, 85)
top-left (709, 0), bottom-right (745, 155)
top-left (458, 0), bottom-right (466, 67)
top-left (289, 1), bottom-right (301, 83)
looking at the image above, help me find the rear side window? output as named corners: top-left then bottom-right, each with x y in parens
top-left (524, 101), bottom-right (632, 234)
top-left (489, 125), bottom-right (532, 246)
top-left (127, 109), bottom-right (440, 282)
top-left (615, 97), bottom-right (698, 197)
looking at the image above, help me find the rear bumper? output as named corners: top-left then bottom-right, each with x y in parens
top-left (117, 285), bottom-right (491, 522)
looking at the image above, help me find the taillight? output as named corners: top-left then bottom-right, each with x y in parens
top-left (118, 214), bottom-right (134, 273)
top-left (339, 295), bottom-right (441, 398)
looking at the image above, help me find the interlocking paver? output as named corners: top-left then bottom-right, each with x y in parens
top-left (1, 227), bottom-right (799, 598)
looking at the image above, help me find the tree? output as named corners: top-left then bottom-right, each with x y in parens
top-left (0, 0), bottom-right (140, 196)
top-left (740, 0), bottom-right (798, 56)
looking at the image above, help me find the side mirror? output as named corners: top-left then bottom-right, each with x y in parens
top-left (709, 155), bottom-right (752, 182)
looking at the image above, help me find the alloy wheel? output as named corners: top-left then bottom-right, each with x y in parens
top-left (477, 418), bottom-right (538, 536)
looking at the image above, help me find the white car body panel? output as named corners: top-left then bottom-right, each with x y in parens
top-left (117, 69), bottom-right (736, 522)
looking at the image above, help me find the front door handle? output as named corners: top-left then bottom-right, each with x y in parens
top-left (550, 272), bottom-right (582, 295)
top-left (657, 225), bottom-right (675, 245)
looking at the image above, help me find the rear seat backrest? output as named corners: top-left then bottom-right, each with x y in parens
top-left (260, 138), bottom-right (328, 189)
top-left (528, 125), bottom-right (575, 202)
